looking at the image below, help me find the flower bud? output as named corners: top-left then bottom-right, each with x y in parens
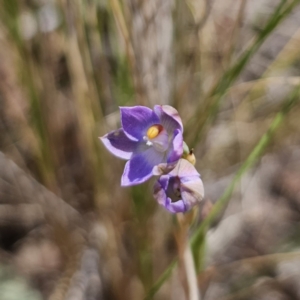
top-left (182, 142), bottom-right (196, 165)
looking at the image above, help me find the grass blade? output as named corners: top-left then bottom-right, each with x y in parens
top-left (144, 260), bottom-right (177, 300)
top-left (187, 0), bottom-right (300, 146)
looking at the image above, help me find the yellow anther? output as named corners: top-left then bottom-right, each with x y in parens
top-left (146, 125), bottom-right (162, 139)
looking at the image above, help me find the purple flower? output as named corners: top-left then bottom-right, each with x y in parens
top-left (100, 105), bottom-right (183, 186)
top-left (153, 159), bottom-right (204, 213)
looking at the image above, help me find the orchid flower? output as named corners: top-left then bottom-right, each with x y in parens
top-left (100, 105), bottom-right (183, 186)
top-left (153, 159), bottom-right (204, 213)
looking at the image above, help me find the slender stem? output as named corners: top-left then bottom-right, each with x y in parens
top-left (183, 245), bottom-right (200, 300)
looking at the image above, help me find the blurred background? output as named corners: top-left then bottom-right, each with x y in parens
top-left (1, 0), bottom-right (300, 299)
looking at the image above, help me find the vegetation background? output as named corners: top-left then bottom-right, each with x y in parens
top-left (1, 0), bottom-right (300, 299)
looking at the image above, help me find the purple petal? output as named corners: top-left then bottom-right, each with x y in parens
top-left (121, 147), bottom-right (164, 186)
top-left (100, 128), bottom-right (137, 160)
top-left (181, 177), bottom-right (204, 210)
top-left (154, 105), bottom-right (183, 134)
top-left (169, 159), bottom-right (200, 178)
top-left (120, 106), bottom-right (160, 141)
top-left (167, 129), bottom-right (183, 163)
top-left (151, 129), bottom-right (169, 152)
top-left (164, 198), bottom-right (186, 213)
top-left (153, 178), bottom-right (168, 206)
top-left (153, 179), bottom-right (186, 213)
top-left (157, 175), bottom-right (170, 192)
top-left (152, 162), bottom-right (177, 176)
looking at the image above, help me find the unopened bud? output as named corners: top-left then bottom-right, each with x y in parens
top-left (186, 151), bottom-right (196, 165)
top-left (183, 141), bottom-right (190, 156)
top-left (182, 142), bottom-right (196, 165)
